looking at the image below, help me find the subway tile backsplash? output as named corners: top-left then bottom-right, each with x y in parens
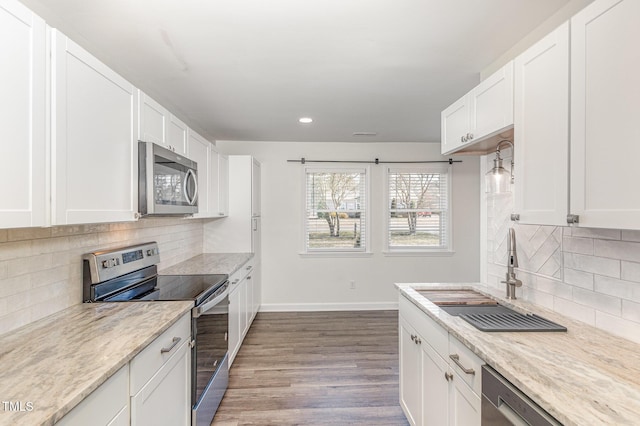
top-left (486, 176), bottom-right (640, 344)
top-left (0, 218), bottom-right (205, 336)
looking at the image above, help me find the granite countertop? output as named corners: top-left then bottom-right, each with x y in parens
top-left (396, 283), bottom-right (640, 426)
top-left (160, 252), bottom-right (254, 276)
top-left (0, 301), bottom-right (193, 426)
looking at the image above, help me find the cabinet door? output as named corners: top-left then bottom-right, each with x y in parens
top-left (441, 94), bottom-right (470, 155)
top-left (251, 158), bottom-right (261, 217)
top-left (218, 154), bottom-right (229, 216)
top-left (208, 146), bottom-right (221, 216)
top-left (250, 264), bottom-right (261, 320)
top-left (188, 131), bottom-right (210, 217)
top-left (449, 375), bottom-right (481, 426)
top-left (514, 23), bottom-right (570, 226)
top-left (399, 317), bottom-right (422, 426)
top-left (167, 114), bottom-right (188, 155)
top-left (228, 282), bottom-right (242, 366)
top-left (239, 276), bottom-right (248, 338)
top-left (130, 339), bottom-right (191, 426)
top-left (52, 31), bottom-right (137, 225)
top-left (570, 0), bottom-right (640, 229)
top-left (421, 341), bottom-right (449, 426)
top-left (138, 92), bottom-right (167, 145)
top-left (470, 61), bottom-right (514, 140)
top-left (0, 0), bottom-right (46, 228)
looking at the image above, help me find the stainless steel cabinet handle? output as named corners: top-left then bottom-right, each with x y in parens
top-left (468, 132), bottom-right (473, 140)
top-left (444, 372), bottom-right (453, 382)
top-left (449, 354), bottom-right (475, 375)
top-left (410, 334), bottom-right (416, 342)
top-left (232, 279), bottom-right (240, 285)
top-left (160, 337), bottom-right (182, 354)
top-left (246, 265), bottom-right (253, 271)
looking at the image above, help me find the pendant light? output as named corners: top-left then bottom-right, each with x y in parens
top-left (485, 140), bottom-right (514, 193)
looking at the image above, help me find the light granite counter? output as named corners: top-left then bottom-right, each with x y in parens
top-left (160, 252), bottom-right (254, 276)
top-left (0, 301), bottom-right (193, 426)
top-left (396, 283), bottom-right (640, 426)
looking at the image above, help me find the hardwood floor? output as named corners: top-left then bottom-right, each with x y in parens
top-left (212, 311), bottom-right (410, 426)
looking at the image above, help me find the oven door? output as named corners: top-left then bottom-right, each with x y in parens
top-left (139, 141), bottom-right (198, 216)
top-left (192, 286), bottom-right (229, 426)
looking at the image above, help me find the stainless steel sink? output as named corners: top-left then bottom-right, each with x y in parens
top-left (441, 304), bottom-right (567, 332)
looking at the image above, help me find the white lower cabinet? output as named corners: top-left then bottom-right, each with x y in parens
top-left (399, 295), bottom-right (482, 426)
top-left (228, 258), bottom-right (260, 367)
top-left (130, 313), bottom-right (191, 426)
top-left (57, 313), bottom-right (191, 426)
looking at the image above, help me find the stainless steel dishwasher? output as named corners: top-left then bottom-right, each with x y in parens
top-left (482, 365), bottom-right (563, 426)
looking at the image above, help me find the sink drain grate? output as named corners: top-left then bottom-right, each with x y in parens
top-left (460, 312), bottom-right (567, 332)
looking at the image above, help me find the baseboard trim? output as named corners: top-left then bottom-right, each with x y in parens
top-left (259, 302), bottom-right (399, 312)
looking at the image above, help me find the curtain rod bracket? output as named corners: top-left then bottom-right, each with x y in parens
top-left (449, 158), bottom-right (453, 164)
top-left (375, 158), bottom-right (379, 164)
top-left (301, 157), bottom-right (305, 164)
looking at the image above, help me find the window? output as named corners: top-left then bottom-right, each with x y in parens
top-left (304, 167), bottom-right (368, 253)
top-left (386, 165), bottom-right (451, 252)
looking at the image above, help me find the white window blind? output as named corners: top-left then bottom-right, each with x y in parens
top-left (387, 165), bottom-right (451, 251)
top-left (305, 168), bottom-right (367, 252)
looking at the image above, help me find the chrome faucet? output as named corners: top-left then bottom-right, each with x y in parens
top-left (501, 228), bottom-right (522, 299)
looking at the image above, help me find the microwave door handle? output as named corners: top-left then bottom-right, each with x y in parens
top-left (183, 169), bottom-right (198, 206)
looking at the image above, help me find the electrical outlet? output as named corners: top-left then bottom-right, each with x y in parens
top-left (349, 280), bottom-right (356, 290)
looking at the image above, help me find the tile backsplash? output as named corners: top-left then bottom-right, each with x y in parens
top-left (0, 218), bottom-right (205, 336)
top-left (485, 164), bottom-right (640, 344)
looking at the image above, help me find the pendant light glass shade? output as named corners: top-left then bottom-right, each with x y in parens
top-left (485, 156), bottom-right (511, 193)
top-left (485, 141), bottom-right (514, 193)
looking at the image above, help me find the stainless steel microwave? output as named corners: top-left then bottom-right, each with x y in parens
top-left (138, 141), bottom-right (198, 216)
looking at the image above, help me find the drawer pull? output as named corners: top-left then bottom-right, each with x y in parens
top-left (449, 354), bottom-right (475, 375)
top-left (444, 372), bottom-right (453, 382)
top-left (160, 337), bottom-right (182, 354)
top-left (246, 265), bottom-right (253, 271)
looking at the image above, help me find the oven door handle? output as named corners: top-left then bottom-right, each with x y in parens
top-left (193, 283), bottom-right (228, 318)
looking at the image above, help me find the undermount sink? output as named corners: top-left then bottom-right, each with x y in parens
top-left (417, 289), bottom-right (566, 332)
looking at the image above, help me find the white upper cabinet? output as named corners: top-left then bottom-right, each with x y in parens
top-left (217, 153), bottom-right (229, 217)
top-left (138, 92), bottom-right (187, 155)
top-left (441, 62), bottom-right (514, 155)
top-left (0, 0), bottom-right (47, 228)
top-left (441, 94), bottom-right (471, 155)
top-left (570, 0), bottom-right (640, 230)
top-left (187, 130), bottom-right (210, 217)
top-left (138, 92), bottom-right (167, 146)
top-left (513, 22), bottom-right (570, 226)
top-left (187, 130), bottom-right (228, 219)
top-left (167, 114), bottom-right (188, 156)
top-left (52, 30), bottom-right (138, 225)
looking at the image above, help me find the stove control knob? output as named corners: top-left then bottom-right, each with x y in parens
top-left (147, 248), bottom-right (157, 256)
top-left (102, 258), bottom-right (117, 268)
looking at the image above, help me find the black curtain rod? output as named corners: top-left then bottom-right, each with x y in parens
top-left (286, 158), bottom-right (462, 165)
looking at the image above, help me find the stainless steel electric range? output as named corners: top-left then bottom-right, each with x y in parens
top-left (82, 242), bottom-right (229, 426)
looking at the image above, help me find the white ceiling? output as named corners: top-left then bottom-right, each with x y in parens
top-left (22, 0), bottom-right (569, 143)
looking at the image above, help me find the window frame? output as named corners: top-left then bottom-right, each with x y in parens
top-left (384, 163), bottom-right (453, 255)
top-left (301, 165), bottom-right (371, 256)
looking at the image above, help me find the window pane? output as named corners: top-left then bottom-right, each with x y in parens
top-left (305, 169), bottom-right (366, 252)
top-left (387, 167), bottom-right (450, 251)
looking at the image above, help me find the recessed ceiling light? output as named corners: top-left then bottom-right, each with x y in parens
top-left (299, 117), bottom-right (313, 124)
top-left (353, 132), bottom-right (377, 136)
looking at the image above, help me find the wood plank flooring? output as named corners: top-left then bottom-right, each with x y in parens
top-left (212, 311), bottom-right (410, 426)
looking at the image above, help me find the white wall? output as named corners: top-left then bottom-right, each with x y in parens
top-left (216, 141), bottom-right (480, 310)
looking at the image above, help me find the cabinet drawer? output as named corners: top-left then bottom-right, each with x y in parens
top-left (399, 295), bottom-right (448, 358)
top-left (57, 365), bottom-right (128, 426)
top-left (449, 335), bottom-right (483, 396)
top-left (130, 313), bottom-right (190, 395)
top-left (229, 258), bottom-right (255, 286)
